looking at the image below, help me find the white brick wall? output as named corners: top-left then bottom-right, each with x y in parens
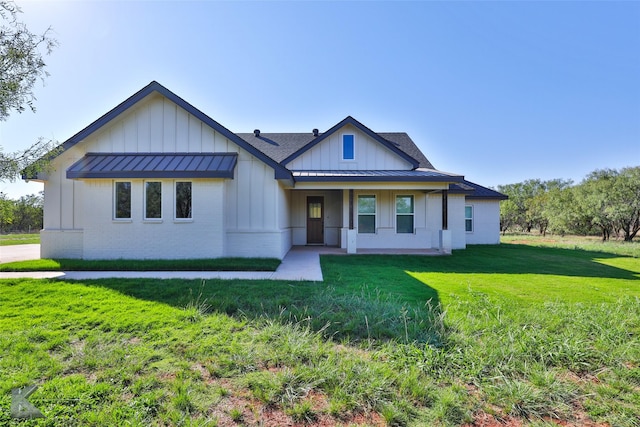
top-left (465, 200), bottom-right (501, 245)
top-left (225, 230), bottom-right (291, 259)
top-left (40, 229), bottom-right (84, 259)
top-left (81, 179), bottom-right (225, 259)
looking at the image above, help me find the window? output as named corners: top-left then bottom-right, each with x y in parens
top-left (396, 195), bottom-right (414, 233)
top-left (357, 195), bottom-right (376, 233)
top-left (308, 201), bottom-right (322, 219)
top-left (175, 182), bottom-right (192, 219)
top-left (114, 182), bottom-right (131, 219)
top-left (145, 181), bottom-right (162, 219)
top-left (342, 134), bottom-right (354, 160)
top-left (465, 205), bottom-right (473, 232)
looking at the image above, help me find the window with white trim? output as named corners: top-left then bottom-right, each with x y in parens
top-left (342, 134), bottom-right (355, 160)
top-left (396, 195), bottom-right (414, 233)
top-left (114, 181), bottom-right (131, 219)
top-left (357, 195), bottom-right (376, 233)
top-left (144, 181), bottom-right (162, 219)
top-left (465, 205), bottom-right (473, 232)
top-left (175, 181), bottom-right (192, 219)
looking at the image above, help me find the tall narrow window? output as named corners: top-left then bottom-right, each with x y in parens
top-left (145, 181), bottom-right (162, 219)
top-left (342, 134), bottom-right (354, 160)
top-left (357, 195), bottom-right (376, 233)
top-left (465, 205), bottom-right (473, 232)
top-left (114, 182), bottom-right (131, 219)
top-left (176, 182), bottom-right (192, 219)
top-left (396, 195), bottom-right (414, 233)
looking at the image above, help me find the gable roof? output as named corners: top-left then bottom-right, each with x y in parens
top-left (236, 130), bottom-right (435, 169)
top-left (255, 116), bottom-right (422, 169)
top-left (66, 153), bottom-right (237, 179)
top-left (42, 81), bottom-right (292, 180)
top-left (27, 82), bottom-right (452, 184)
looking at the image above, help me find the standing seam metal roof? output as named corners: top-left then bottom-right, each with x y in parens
top-left (66, 153), bottom-right (238, 179)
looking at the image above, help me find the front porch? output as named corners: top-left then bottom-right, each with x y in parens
top-left (288, 187), bottom-right (458, 254)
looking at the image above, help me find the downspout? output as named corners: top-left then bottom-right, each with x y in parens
top-left (442, 190), bottom-right (448, 230)
top-left (439, 189), bottom-right (451, 254)
top-left (349, 189), bottom-right (354, 230)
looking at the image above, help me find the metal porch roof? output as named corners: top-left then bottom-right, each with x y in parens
top-left (66, 153), bottom-right (237, 179)
top-left (292, 169), bottom-right (463, 183)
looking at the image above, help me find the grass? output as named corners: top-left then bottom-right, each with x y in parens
top-left (0, 233), bottom-right (40, 246)
top-left (0, 238), bottom-right (638, 426)
top-left (501, 232), bottom-right (640, 258)
top-left (0, 257), bottom-right (281, 272)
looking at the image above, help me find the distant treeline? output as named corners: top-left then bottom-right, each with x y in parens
top-left (497, 166), bottom-right (640, 242)
top-left (0, 192), bottom-right (43, 233)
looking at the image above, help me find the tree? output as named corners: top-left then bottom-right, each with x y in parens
top-left (0, 1), bottom-right (58, 181)
top-left (0, 191), bottom-right (15, 231)
top-left (0, 1), bottom-right (56, 120)
top-left (607, 166), bottom-right (640, 242)
top-left (11, 191), bottom-right (42, 231)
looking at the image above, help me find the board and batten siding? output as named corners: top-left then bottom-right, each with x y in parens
top-left (426, 193), bottom-right (467, 250)
top-left (40, 93), bottom-right (291, 259)
top-left (338, 190), bottom-right (434, 250)
top-left (290, 190), bottom-right (342, 246)
top-left (285, 124), bottom-right (414, 171)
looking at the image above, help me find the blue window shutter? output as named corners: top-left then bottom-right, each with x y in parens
top-left (343, 135), bottom-right (354, 160)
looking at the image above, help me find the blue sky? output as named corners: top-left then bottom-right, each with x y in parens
top-left (1, 0), bottom-right (639, 198)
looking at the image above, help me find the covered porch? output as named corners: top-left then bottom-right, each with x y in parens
top-left (287, 170), bottom-right (464, 254)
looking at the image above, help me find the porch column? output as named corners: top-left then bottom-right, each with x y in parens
top-left (346, 189), bottom-right (357, 253)
top-left (439, 190), bottom-right (452, 254)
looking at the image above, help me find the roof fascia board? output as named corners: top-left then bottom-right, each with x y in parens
top-left (281, 116), bottom-right (420, 168)
top-left (293, 175), bottom-right (464, 183)
top-left (67, 170), bottom-right (235, 179)
top-left (51, 81), bottom-right (292, 181)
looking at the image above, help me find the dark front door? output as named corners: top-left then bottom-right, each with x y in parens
top-left (307, 196), bottom-right (324, 244)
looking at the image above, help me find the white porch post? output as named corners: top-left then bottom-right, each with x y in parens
top-left (346, 189), bottom-right (357, 253)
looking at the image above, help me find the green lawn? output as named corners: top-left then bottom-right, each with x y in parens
top-left (0, 233), bottom-right (40, 246)
top-left (0, 257), bottom-right (281, 272)
top-left (1, 241), bottom-right (638, 426)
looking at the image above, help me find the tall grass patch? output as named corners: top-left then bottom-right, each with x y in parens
top-left (1, 241), bottom-right (639, 426)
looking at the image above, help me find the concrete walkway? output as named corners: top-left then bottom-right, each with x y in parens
top-left (0, 244), bottom-right (40, 263)
top-left (0, 244), bottom-right (442, 282)
top-left (0, 245), bottom-right (324, 281)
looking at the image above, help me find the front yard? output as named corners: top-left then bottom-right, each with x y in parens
top-left (1, 239), bottom-right (638, 426)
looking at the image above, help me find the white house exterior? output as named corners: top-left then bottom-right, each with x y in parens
top-left (27, 81), bottom-right (506, 260)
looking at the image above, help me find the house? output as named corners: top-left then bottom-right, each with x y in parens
top-left (26, 81), bottom-right (506, 260)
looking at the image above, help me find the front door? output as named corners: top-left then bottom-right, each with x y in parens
top-left (306, 196), bottom-right (324, 244)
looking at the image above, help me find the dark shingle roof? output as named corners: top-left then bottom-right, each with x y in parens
top-left (236, 131), bottom-right (435, 169)
top-left (66, 153), bottom-right (237, 179)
